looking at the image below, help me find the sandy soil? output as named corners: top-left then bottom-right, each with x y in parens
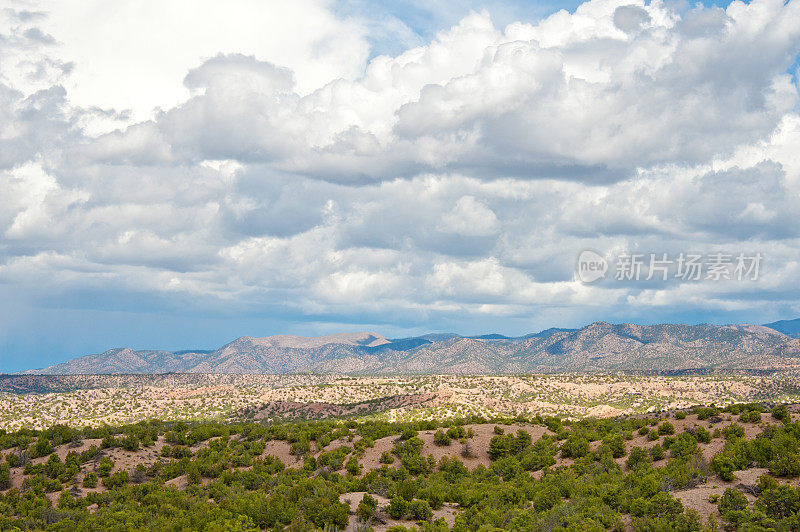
top-left (164, 474), bottom-right (189, 490)
top-left (261, 439), bottom-right (299, 467)
top-left (674, 467), bottom-right (769, 520)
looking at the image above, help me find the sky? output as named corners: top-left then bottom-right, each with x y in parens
top-left (1, 0), bottom-right (800, 372)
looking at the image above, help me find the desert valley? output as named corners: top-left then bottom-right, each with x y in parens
top-left (3, 323), bottom-right (800, 530)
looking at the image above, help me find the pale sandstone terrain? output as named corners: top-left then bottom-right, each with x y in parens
top-left (2, 373), bottom-right (799, 430)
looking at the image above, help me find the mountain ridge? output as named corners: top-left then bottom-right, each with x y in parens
top-left (20, 320), bottom-right (800, 375)
top-left (763, 318), bottom-right (800, 338)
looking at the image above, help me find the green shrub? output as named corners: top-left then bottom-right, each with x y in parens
top-left (739, 410), bottom-right (761, 423)
top-left (718, 488), bottom-right (748, 514)
top-left (756, 485), bottom-right (800, 519)
top-left (379, 451), bottom-right (395, 464)
top-left (408, 499), bottom-right (433, 521)
top-left (5, 454), bottom-right (18, 468)
top-left (0, 463), bottom-right (10, 490)
top-left (560, 435), bottom-right (590, 459)
top-left (658, 422), bottom-right (675, 436)
top-left (650, 444), bottom-right (665, 462)
top-left (695, 406), bottom-right (721, 420)
top-left (82, 472), bottom-right (97, 488)
top-left (400, 428), bottom-right (418, 440)
top-left (357, 494), bottom-right (378, 522)
top-left (601, 434), bottom-right (626, 458)
top-left (769, 454), bottom-right (800, 478)
top-left (122, 434), bottom-right (139, 452)
top-left (711, 454), bottom-right (738, 481)
top-left (488, 435), bottom-right (510, 460)
top-left (626, 447), bottom-right (649, 470)
top-left (31, 436), bottom-right (54, 458)
top-left (96, 456), bottom-right (114, 477)
top-left (290, 439), bottom-right (310, 456)
top-left (345, 457), bottom-right (361, 476)
top-left (693, 426), bottom-right (712, 444)
top-left (669, 433), bottom-right (699, 461)
top-left (723, 424), bottom-right (745, 441)
top-left (393, 437), bottom-right (424, 458)
top-left (446, 426), bottom-right (466, 439)
top-left (388, 496), bottom-right (409, 519)
top-left (772, 406), bottom-right (790, 423)
top-left (101, 470), bottom-right (128, 489)
top-left (532, 484), bottom-right (563, 512)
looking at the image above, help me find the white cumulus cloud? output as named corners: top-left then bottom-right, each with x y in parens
top-left (1, 0), bottom-right (800, 358)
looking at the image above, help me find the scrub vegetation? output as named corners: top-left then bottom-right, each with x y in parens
top-left (1, 402), bottom-right (800, 531)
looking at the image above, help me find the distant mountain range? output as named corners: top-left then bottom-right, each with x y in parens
top-left (763, 318), bottom-right (800, 338)
top-left (20, 321), bottom-right (800, 375)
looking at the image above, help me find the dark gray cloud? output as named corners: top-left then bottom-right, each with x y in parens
top-left (613, 5), bottom-right (650, 33)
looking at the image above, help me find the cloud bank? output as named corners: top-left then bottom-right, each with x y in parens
top-left (1, 0), bottom-right (800, 368)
